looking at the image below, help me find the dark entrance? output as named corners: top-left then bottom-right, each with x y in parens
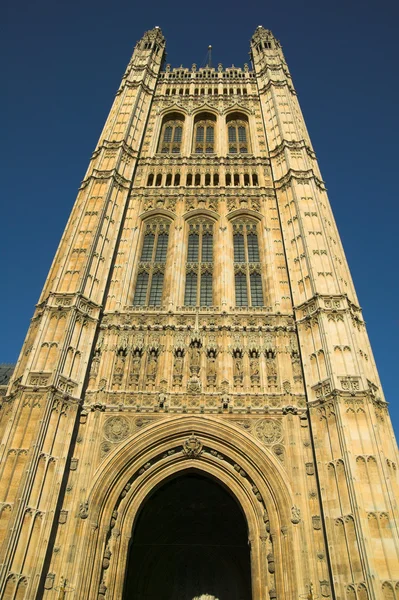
top-left (123, 472), bottom-right (252, 600)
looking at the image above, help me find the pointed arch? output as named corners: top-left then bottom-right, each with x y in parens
top-left (157, 111), bottom-right (185, 154)
top-left (193, 111), bottom-right (217, 154)
top-left (76, 416), bottom-right (298, 600)
top-left (226, 111), bottom-right (251, 154)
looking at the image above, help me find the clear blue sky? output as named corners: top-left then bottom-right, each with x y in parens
top-left (3, 0), bottom-right (398, 436)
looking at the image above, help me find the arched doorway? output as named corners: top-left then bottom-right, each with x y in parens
top-left (123, 472), bottom-right (252, 600)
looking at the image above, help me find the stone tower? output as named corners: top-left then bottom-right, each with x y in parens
top-left (0, 26), bottom-right (398, 600)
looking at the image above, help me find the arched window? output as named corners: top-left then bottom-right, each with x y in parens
top-left (158, 113), bottom-right (184, 154)
top-left (184, 220), bottom-right (214, 306)
top-left (233, 220), bottom-right (264, 307)
top-left (193, 113), bottom-right (216, 154)
top-left (133, 220), bottom-right (170, 306)
top-left (226, 113), bottom-right (250, 154)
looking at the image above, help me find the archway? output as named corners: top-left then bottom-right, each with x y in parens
top-left (123, 471), bottom-right (252, 600)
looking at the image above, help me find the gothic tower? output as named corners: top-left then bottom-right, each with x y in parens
top-left (0, 26), bottom-right (398, 600)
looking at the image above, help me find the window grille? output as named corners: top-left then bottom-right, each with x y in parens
top-left (184, 220), bottom-right (214, 306)
top-left (250, 272), bottom-right (263, 306)
top-left (184, 272), bottom-right (197, 306)
top-left (148, 271), bottom-right (164, 305)
top-left (133, 272), bottom-right (149, 305)
top-left (235, 272), bottom-right (248, 306)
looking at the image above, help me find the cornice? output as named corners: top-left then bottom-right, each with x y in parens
top-left (307, 384), bottom-right (384, 408)
top-left (137, 155), bottom-right (270, 167)
top-left (257, 78), bottom-right (296, 95)
top-left (99, 310), bottom-right (296, 331)
top-left (36, 293), bottom-right (102, 322)
top-left (8, 376), bottom-right (83, 406)
top-left (135, 187), bottom-right (275, 201)
top-left (274, 168), bottom-right (326, 191)
top-left (80, 169), bottom-right (131, 190)
top-left (293, 294), bottom-right (362, 324)
top-left (91, 140), bottom-right (137, 159)
top-left (268, 139), bottom-right (316, 160)
top-left (120, 79), bottom-right (154, 95)
top-left (82, 390), bottom-right (307, 415)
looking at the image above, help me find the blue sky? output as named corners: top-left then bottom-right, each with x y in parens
top-left (3, 0), bottom-right (398, 436)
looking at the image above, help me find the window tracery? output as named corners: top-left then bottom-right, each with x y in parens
top-left (227, 113), bottom-right (250, 154)
top-left (184, 219), bottom-right (214, 307)
top-left (133, 219), bottom-right (170, 306)
top-left (157, 113), bottom-right (184, 154)
top-left (193, 113), bottom-right (216, 154)
top-left (233, 220), bottom-right (264, 307)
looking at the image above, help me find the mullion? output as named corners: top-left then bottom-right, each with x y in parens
top-left (146, 231), bottom-right (158, 304)
top-left (198, 228), bottom-right (203, 305)
top-left (244, 230), bottom-right (252, 306)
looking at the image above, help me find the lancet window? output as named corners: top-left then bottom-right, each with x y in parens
top-left (227, 113), bottom-right (250, 154)
top-left (193, 113), bottom-right (216, 154)
top-left (158, 113), bottom-right (184, 154)
top-left (133, 220), bottom-right (170, 306)
top-left (184, 219), bottom-right (214, 306)
top-left (233, 220), bottom-right (264, 307)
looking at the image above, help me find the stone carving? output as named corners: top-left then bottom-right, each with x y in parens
top-left (98, 581), bottom-right (107, 600)
top-left (187, 375), bottom-right (201, 393)
top-left (146, 348), bottom-right (159, 382)
top-left (306, 462), bottom-right (315, 475)
top-left (129, 348), bottom-right (142, 387)
top-left (291, 505), bottom-right (301, 524)
top-left (312, 515), bottom-right (321, 530)
top-left (59, 510), bottom-right (68, 524)
top-left (189, 339), bottom-right (202, 375)
top-left (267, 552), bottom-right (275, 573)
top-left (182, 434), bottom-right (203, 458)
top-left (44, 573), bottom-right (55, 590)
top-left (254, 420), bottom-right (283, 445)
top-left (100, 441), bottom-right (111, 459)
top-left (283, 380), bottom-right (291, 394)
top-left (249, 350), bottom-right (260, 386)
top-left (173, 348), bottom-right (184, 386)
top-left (320, 581), bottom-right (330, 597)
top-left (233, 349), bottom-right (243, 385)
top-left (266, 350), bottom-right (277, 384)
top-left (102, 546), bottom-right (111, 570)
top-left (291, 352), bottom-right (302, 380)
top-left (89, 356), bottom-right (100, 380)
top-left (207, 349), bottom-right (217, 387)
top-left (79, 500), bottom-right (89, 519)
top-left (104, 416), bottom-right (131, 442)
top-left (112, 354), bottom-right (126, 388)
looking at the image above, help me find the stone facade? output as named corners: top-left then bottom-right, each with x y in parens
top-left (0, 25), bottom-right (398, 600)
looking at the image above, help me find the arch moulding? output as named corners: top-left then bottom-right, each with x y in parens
top-left (75, 416), bottom-right (300, 600)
